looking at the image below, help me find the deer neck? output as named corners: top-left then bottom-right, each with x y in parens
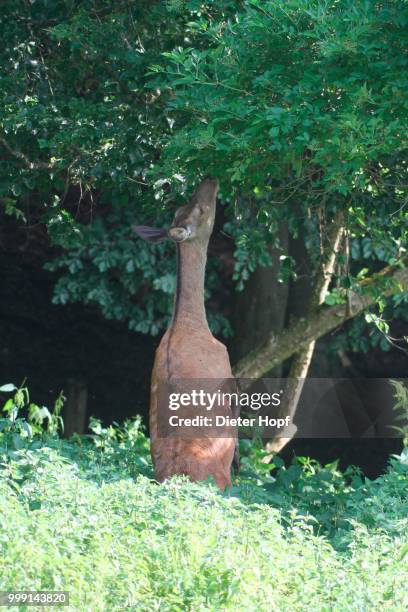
top-left (172, 239), bottom-right (209, 330)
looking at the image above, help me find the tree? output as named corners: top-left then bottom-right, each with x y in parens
top-left (1, 1), bottom-right (408, 449)
top-left (146, 0), bottom-right (408, 447)
top-left (0, 0), bottom-right (234, 335)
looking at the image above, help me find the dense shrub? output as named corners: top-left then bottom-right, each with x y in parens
top-left (0, 385), bottom-right (407, 610)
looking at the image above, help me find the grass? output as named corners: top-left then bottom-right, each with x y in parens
top-left (0, 387), bottom-right (407, 611)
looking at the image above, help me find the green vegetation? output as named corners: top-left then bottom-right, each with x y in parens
top-left (1, 384), bottom-right (407, 610)
top-left (1, 1), bottom-right (407, 354)
top-left (1, 1), bottom-right (407, 604)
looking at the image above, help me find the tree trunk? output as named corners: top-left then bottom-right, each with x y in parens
top-left (63, 379), bottom-right (88, 437)
top-left (263, 212), bottom-right (345, 456)
top-left (231, 224), bottom-right (289, 379)
top-left (285, 220), bottom-right (313, 323)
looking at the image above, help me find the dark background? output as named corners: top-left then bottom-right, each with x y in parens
top-left (1, 224), bottom-right (406, 478)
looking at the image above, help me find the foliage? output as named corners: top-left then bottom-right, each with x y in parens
top-left (390, 379), bottom-right (408, 443)
top-left (329, 288), bottom-right (408, 354)
top-left (0, 382), bottom-right (64, 451)
top-left (0, 0), bottom-right (236, 336)
top-left (151, 0), bottom-right (408, 342)
top-left (1, 383), bottom-right (408, 610)
top-left (0, 1), bottom-right (407, 344)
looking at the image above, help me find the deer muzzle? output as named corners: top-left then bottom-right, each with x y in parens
top-left (168, 226), bottom-right (191, 242)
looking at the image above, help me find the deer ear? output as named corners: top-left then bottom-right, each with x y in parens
top-left (132, 225), bottom-right (168, 243)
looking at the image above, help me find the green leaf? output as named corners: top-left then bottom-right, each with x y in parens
top-left (12, 433), bottom-right (25, 450)
top-left (0, 384), bottom-right (17, 392)
top-left (28, 500), bottom-right (42, 511)
top-left (399, 543), bottom-right (408, 560)
top-left (0, 418), bottom-right (12, 432)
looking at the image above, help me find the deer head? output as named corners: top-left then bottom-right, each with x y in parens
top-left (133, 177), bottom-right (219, 245)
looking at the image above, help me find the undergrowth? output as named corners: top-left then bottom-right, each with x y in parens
top-left (0, 383), bottom-right (407, 611)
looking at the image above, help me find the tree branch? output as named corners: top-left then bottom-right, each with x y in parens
top-left (262, 211), bottom-right (345, 455)
top-left (233, 264), bottom-right (408, 380)
top-left (0, 136), bottom-right (52, 170)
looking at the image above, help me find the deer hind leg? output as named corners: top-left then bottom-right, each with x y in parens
top-left (231, 398), bottom-right (241, 474)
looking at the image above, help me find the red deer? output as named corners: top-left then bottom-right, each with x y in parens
top-left (134, 177), bottom-right (237, 490)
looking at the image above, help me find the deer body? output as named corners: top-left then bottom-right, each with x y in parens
top-left (134, 178), bottom-right (236, 490)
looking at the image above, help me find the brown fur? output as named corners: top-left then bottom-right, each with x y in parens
top-left (150, 325), bottom-right (235, 490)
top-left (140, 178), bottom-right (235, 490)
